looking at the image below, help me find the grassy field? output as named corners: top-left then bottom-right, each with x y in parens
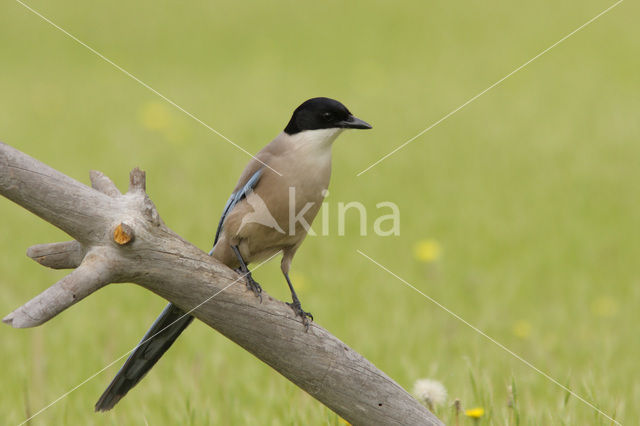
top-left (1, 0), bottom-right (638, 424)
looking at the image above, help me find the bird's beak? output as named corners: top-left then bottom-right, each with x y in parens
top-left (337, 115), bottom-right (372, 130)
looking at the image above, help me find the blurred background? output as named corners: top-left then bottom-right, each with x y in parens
top-left (0, 0), bottom-right (637, 424)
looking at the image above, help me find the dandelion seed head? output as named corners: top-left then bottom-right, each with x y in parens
top-left (413, 378), bottom-right (448, 407)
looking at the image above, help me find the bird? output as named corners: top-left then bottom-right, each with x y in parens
top-left (94, 97), bottom-right (372, 411)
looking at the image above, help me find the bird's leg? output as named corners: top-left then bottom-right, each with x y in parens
top-left (231, 245), bottom-right (262, 301)
top-left (283, 271), bottom-right (313, 330)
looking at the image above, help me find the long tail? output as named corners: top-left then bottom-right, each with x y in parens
top-left (95, 303), bottom-right (194, 411)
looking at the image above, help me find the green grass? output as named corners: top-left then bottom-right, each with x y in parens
top-left (1, 0), bottom-right (638, 424)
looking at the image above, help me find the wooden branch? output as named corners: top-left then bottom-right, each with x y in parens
top-left (4, 247), bottom-right (112, 328)
top-left (90, 170), bottom-right (121, 197)
top-left (26, 240), bottom-right (85, 269)
top-left (0, 141), bottom-right (441, 425)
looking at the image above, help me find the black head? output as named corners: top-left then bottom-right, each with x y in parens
top-left (284, 97), bottom-right (372, 135)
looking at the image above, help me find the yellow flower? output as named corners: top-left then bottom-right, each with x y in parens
top-left (413, 239), bottom-right (441, 263)
top-left (338, 417), bottom-right (351, 425)
top-left (591, 297), bottom-right (618, 318)
top-left (512, 320), bottom-right (531, 339)
top-left (139, 101), bottom-right (171, 131)
top-left (465, 407), bottom-right (485, 418)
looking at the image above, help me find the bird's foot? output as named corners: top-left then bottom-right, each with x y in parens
top-left (286, 301), bottom-right (313, 331)
top-left (234, 267), bottom-right (262, 302)
top-left (245, 274), bottom-right (262, 302)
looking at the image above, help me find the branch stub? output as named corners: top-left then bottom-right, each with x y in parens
top-left (113, 223), bottom-right (134, 245)
top-left (128, 168), bottom-right (146, 193)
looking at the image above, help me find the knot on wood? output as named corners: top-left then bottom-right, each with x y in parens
top-left (113, 223), bottom-right (134, 245)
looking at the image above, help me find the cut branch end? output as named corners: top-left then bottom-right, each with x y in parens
top-left (113, 223), bottom-right (134, 245)
top-left (2, 313), bottom-right (16, 327)
top-left (128, 168), bottom-right (146, 193)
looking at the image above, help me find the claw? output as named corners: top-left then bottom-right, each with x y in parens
top-left (287, 301), bottom-right (313, 331)
top-left (245, 274), bottom-right (262, 302)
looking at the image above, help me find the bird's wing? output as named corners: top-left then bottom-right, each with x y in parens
top-left (211, 167), bottom-right (264, 249)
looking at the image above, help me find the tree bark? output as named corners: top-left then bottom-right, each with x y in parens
top-left (0, 141), bottom-right (441, 425)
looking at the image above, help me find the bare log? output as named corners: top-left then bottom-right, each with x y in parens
top-left (0, 141), bottom-right (441, 425)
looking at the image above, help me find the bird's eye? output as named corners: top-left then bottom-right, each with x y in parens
top-left (322, 112), bottom-right (333, 121)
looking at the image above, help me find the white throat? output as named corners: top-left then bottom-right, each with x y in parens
top-left (289, 128), bottom-right (344, 151)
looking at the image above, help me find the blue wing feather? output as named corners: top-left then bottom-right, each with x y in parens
top-left (209, 168), bottom-right (263, 254)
